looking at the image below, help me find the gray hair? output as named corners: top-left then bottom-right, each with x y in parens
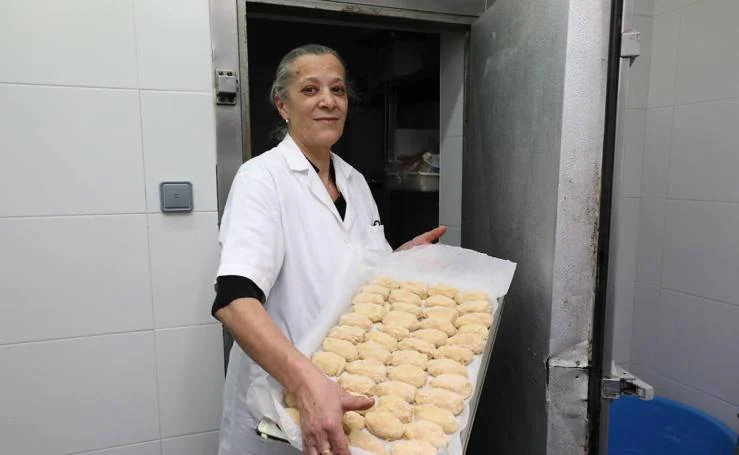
top-left (269, 44), bottom-right (350, 142)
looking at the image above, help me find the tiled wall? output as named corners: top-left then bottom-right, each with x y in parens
top-left (0, 1), bottom-right (224, 454)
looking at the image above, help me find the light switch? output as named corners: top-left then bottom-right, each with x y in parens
top-left (160, 182), bottom-right (193, 213)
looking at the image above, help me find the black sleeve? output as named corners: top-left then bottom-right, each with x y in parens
top-left (211, 275), bottom-right (266, 318)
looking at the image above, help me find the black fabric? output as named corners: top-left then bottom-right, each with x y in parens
top-left (307, 158), bottom-right (346, 220)
top-left (211, 275), bottom-right (265, 317)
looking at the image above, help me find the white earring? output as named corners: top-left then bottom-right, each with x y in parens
top-left (285, 118), bottom-right (289, 124)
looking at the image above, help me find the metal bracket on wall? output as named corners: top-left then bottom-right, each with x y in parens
top-left (602, 363), bottom-right (654, 400)
top-left (215, 69), bottom-right (239, 105)
top-left (621, 31), bottom-right (641, 59)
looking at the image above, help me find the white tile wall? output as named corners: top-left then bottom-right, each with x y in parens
top-left (155, 325), bottom-right (224, 438)
top-left (630, 284), bottom-right (661, 369)
top-left (162, 431), bottom-right (219, 455)
top-left (439, 136), bottom-right (463, 228)
top-left (653, 0), bottom-right (682, 15)
top-left (0, 215), bottom-right (153, 344)
top-left (634, 0), bottom-right (655, 16)
top-left (622, 109), bottom-right (646, 197)
top-left (642, 107), bottom-right (672, 198)
top-left (635, 197), bottom-right (665, 286)
top-left (0, 85), bottom-right (146, 217)
top-left (647, 9), bottom-right (680, 107)
top-left (614, 198), bottom-right (640, 285)
top-left (612, 284), bottom-right (635, 364)
top-left (0, 333), bottom-right (160, 455)
top-left (627, 15), bottom-right (653, 109)
top-left (73, 441), bottom-right (161, 455)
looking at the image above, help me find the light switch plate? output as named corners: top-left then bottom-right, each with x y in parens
top-left (160, 182), bottom-right (193, 213)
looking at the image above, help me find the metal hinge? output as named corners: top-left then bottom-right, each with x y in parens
top-left (215, 69), bottom-right (239, 105)
top-left (621, 31), bottom-right (641, 58)
top-left (602, 364), bottom-right (654, 400)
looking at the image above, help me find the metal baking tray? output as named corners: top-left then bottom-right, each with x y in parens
top-left (385, 171), bottom-right (440, 192)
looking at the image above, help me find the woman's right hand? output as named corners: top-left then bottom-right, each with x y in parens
top-left (293, 366), bottom-right (374, 455)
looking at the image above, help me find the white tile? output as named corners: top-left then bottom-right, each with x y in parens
top-left (0, 215), bottom-right (152, 344)
top-left (140, 91), bottom-right (218, 212)
top-left (655, 290), bottom-right (739, 405)
top-left (621, 109), bottom-right (645, 197)
top-left (630, 284), bottom-right (661, 369)
top-left (73, 441), bottom-right (161, 455)
top-left (636, 197), bottom-right (666, 286)
top-left (681, 0), bottom-right (700, 5)
top-left (653, 0), bottom-right (682, 15)
top-left (669, 100), bottom-right (739, 202)
top-left (614, 198), bottom-right (640, 284)
top-left (439, 136), bottom-right (463, 227)
top-left (440, 32), bottom-right (466, 139)
top-left (662, 200), bottom-right (739, 305)
top-left (0, 333), bottom-right (160, 455)
top-left (0, 85), bottom-right (145, 217)
top-left (627, 15), bottom-right (653, 109)
top-left (634, 0), bottom-right (655, 16)
top-left (612, 284), bottom-right (635, 365)
top-left (134, 0), bottom-right (213, 91)
top-left (440, 226), bottom-right (461, 247)
top-left (0, 0), bottom-right (138, 87)
top-left (647, 10), bottom-right (681, 107)
top-left (642, 107), bottom-right (673, 198)
top-left (149, 213), bottom-right (220, 328)
top-left (675, 0), bottom-right (739, 104)
top-left (162, 431), bottom-right (219, 455)
top-left (156, 325), bottom-right (224, 438)
top-left (629, 364), bottom-right (739, 433)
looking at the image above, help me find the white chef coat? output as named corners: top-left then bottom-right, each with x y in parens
top-left (215, 134), bottom-right (391, 455)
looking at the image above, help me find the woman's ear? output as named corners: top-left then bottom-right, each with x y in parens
top-left (275, 96), bottom-right (289, 122)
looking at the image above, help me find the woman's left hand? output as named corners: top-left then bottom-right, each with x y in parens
top-left (395, 225), bottom-right (448, 252)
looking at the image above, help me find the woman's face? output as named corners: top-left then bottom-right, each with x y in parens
top-left (276, 53), bottom-right (348, 151)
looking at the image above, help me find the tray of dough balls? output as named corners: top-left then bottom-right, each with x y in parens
top-left (252, 244), bottom-right (516, 455)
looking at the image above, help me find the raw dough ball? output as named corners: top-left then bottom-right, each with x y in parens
top-left (411, 329), bottom-right (448, 348)
top-left (353, 293), bottom-right (385, 305)
top-left (311, 351), bottom-right (347, 376)
top-left (414, 404), bottom-right (458, 434)
top-left (391, 440), bottom-right (437, 455)
top-left (365, 411), bottom-right (406, 440)
top-left (398, 337), bottom-right (436, 357)
top-left (338, 373), bottom-right (376, 395)
top-left (456, 290), bottom-right (488, 303)
top-left (457, 300), bottom-right (491, 315)
top-left (400, 281), bottom-right (429, 298)
top-left (391, 302), bottom-right (422, 317)
top-left (360, 285), bottom-right (391, 299)
top-left (371, 276), bottom-right (401, 289)
top-left (343, 411), bottom-right (365, 433)
top-left (366, 330), bottom-right (399, 351)
top-left (458, 323), bottom-right (489, 340)
top-left (388, 364), bottom-right (427, 388)
top-left (447, 333), bottom-right (486, 354)
top-left (419, 317), bottom-right (457, 336)
top-left (427, 359), bottom-right (468, 378)
top-left (424, 294), bottom-right (456, 308)
top-left (346, 359), bottom-right (387, 383)
top-left (353, 303), bottom-right (387, 323)
top-left (328, 325), bottom-right (366, 344)
top-left (415, 387), bottom-right (465, 416)
top-left (404, 420), bottom-right (448, 448)
top-left (340, 312), bottom-right (373, 330)
top-left (378, 324), bottom-right (411, 340)
top-left (421, 306), bottom-right (458, 323)
top-left (382, 310), bottom-right (419, 331)
top-left (286, 407), bottom-right (300, 425)
top-left (284, 390), bottom-right (297, 408)
top-left (357, 340), bottom-right (392, 364)
top-left (373, 394), bottom-right (414, 423)
top-left (428, 284), bottom-right (459, 299)
top-left (373, 381), bottom-right (417, 403)
top-left (388, 349), bottom-right (429, 370)
top-left (388, 289), bottom-right (422, 304)
top-left (430, 374), bottom-right (472, 398)
top-left (349, 429), bottom-right (386, 455)
top-left (434, 345), bottom-right (474, 365)
top-left (322, 337), bottom-right (359, 362)
top-left (455, 312), bottom-right (492, 328)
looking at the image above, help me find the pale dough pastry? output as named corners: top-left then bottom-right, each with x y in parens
top-left (365, 411), bottom-right (406, 440)
top-left (411, 328), bottom-right (448, 348)
top-left (398, 337), bottom-right (436, 357)
top-left (388, 288), bottom-right (422, 304)
top-left (349, 429), bottom-right (386, 455)
top-left (400, 280), bottom-right (429, 298)
top-left (434, 345), bottom-right (474, 365)
top-left (430, 374), bottom-right (472, 398)
top-left (404, 420), bottom-right (448, 448)
top-left (353, 303), bottom-right (387, 323)
top-left (343, 411), bottom-right (365, 433)
top-left (458, 323), bottom-right (489, 340)
top-left (391, 440), bottom-right (436, 455)
top-left (423, 294), bottom-right (456, 308)
top-left (286, 407), bottom-right (300, 425)
top-left (372, 394), bottom-right (414, 423)
top-left (419, 317), bottom-right (457, 336)
top-left (366, 330), bottom-right (398, 351)
top-left (421, 306), bottom-right (458, 323)
top-left (284, 390), bottom-right (297, 408)
top-left (388, 349), bottom-right (429, 370)
top-left (454, 312), bottom-right (492, 328)
top-left (457, 300), bottom-right (491, 315)
top-left (346, 359), bottom-right (387, 383)
top-left (322, 337), bottom-right (359, 361)
top-left (382, 310), bottom-right (420, 331)
top-left (427, 358), bottom-right (468, 378)
top-left (371, 276), bottom-right (401, 289)
top-left (428, 284), bottom-right (459, 299)
top-left (414, 404), bottom-right (458, 434)
top-left (328, 325), bottom-right (366, 344)
top-left (388, 364), bottom-right (427, 388)
top-left (373, 380), bottom-right (417, 403)
top-left (352, 293), bottom-right (385, 305)
top-left (456, 290), bottom-right (488, 303)
top-left (340, 312), bottom-right (373, 330)
top-left (337, 372), bottom-right (376, 395)
top-left (356, 340), bottom-right (391, 364)
top-left (415, 387), bottom-right (465, 415)
top-left (311, 351), bottom-right (347, 376)
top-left (391, 301), bottom-right (422, 317)
top-left (378, 324), bottom-right (410, 340)
top-left (360, 284), bottom-right (391, 299)
top-left (447, 332), bottom-right (486, 354)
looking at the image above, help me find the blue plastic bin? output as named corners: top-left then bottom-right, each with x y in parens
top-left (609, 395), bottom-right (737, 454)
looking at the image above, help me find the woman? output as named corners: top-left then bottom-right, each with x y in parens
top-left (212, 44), bottom-right (446, 455)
